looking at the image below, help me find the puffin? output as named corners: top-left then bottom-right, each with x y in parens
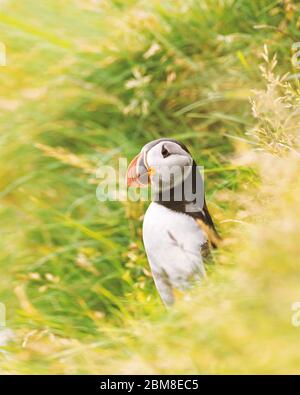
top-left (126, 138), bottom-right (220, 306)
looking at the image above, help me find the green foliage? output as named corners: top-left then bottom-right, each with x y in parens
top-left (0, 0), bottom-right (300, 373)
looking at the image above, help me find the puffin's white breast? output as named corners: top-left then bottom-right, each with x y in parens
top-left (143, 202), bottom-right (207, 288)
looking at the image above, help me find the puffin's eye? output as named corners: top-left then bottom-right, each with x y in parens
top-left (161, 145), bottom-right (171, 158)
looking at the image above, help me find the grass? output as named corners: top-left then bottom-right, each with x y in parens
top-left (0, 0), bottom-right (300, 373)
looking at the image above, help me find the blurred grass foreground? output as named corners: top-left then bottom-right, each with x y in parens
top-left (0, 0), bottom-right (300, 374)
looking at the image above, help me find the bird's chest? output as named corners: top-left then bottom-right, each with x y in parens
top-left (142, 203), bottom-right (206, 276)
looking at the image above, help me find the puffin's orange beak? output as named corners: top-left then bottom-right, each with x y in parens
top-left (126, 153), bottom-right (150, 187)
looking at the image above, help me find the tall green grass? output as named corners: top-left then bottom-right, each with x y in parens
top-left (0, 0), bottom-right (300, 373)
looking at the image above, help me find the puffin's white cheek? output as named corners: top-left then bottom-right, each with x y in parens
top-left (151, 164), bottom-right (189, 190)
